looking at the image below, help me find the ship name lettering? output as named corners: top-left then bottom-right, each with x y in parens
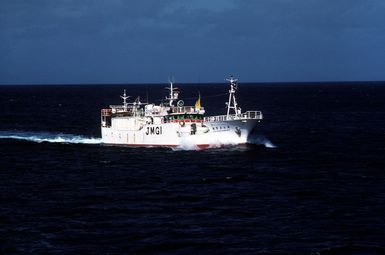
top-left (146, 126), bottom-right (162, 135)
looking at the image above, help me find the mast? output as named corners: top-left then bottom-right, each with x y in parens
top-left (226, 76), bottom-right (241, 118)
top-left (120, 89), bottom-right (130, 111)
top-left (165, 80), bottom-right (179, 106)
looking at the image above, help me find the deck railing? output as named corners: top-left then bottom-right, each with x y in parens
top-left (203, 111), bottom-right (263, 122)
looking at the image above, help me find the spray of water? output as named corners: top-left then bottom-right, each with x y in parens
top-left (173, 139), bottom-right (199, 151)
top-left (172, 133), bottom-right (275, 151)
top-left (0, 131), bottom-right (101, 144)
top-left (171, 132), bottom-right (240, 151)
top-left (248, 135), bottom-right (277, 148)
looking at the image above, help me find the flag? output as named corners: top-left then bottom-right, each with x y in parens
top-left (195, 93), bottom-right (201, 109)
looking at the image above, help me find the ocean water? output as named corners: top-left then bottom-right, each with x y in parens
top-left (0, 83), bottom-right (385, 254)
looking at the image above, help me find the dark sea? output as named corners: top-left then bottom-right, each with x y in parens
top-left (1, 82), bottom-right (385, 255)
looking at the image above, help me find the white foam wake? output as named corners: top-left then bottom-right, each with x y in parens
top-left (0, 131), bottom-right (101, 144)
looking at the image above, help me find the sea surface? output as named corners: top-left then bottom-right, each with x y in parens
top-left (0, 82), bottom-right (384, 254)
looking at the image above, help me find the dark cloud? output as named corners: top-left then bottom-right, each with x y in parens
top-left (1, 0), bottom-right (385, 83)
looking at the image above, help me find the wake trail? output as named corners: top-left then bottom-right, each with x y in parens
top-left (0, 131), bottom-right (276, 149)
top-left (0, 131), bottom-right (101, 144)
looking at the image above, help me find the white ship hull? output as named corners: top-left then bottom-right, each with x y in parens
top-left (101, 118), bottom-right (260, 148)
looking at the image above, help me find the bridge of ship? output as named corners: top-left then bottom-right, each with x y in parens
top-left (164, 106), bottom-right (204, 123)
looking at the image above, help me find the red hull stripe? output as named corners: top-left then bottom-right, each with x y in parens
top-left (102, 143), bottom-right (247, 149)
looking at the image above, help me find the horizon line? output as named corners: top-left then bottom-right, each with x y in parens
top-left (0, 80), bottom-right (385, 86)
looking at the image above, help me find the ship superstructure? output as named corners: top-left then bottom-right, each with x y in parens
top-left (101, 77), bottom-right (263, 148)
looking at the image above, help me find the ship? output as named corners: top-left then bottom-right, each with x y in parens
top-left (101, 76), bottom-right (263, 149)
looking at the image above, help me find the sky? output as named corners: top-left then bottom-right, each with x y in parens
top-left (1, 0), bottom-right (385, 84)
